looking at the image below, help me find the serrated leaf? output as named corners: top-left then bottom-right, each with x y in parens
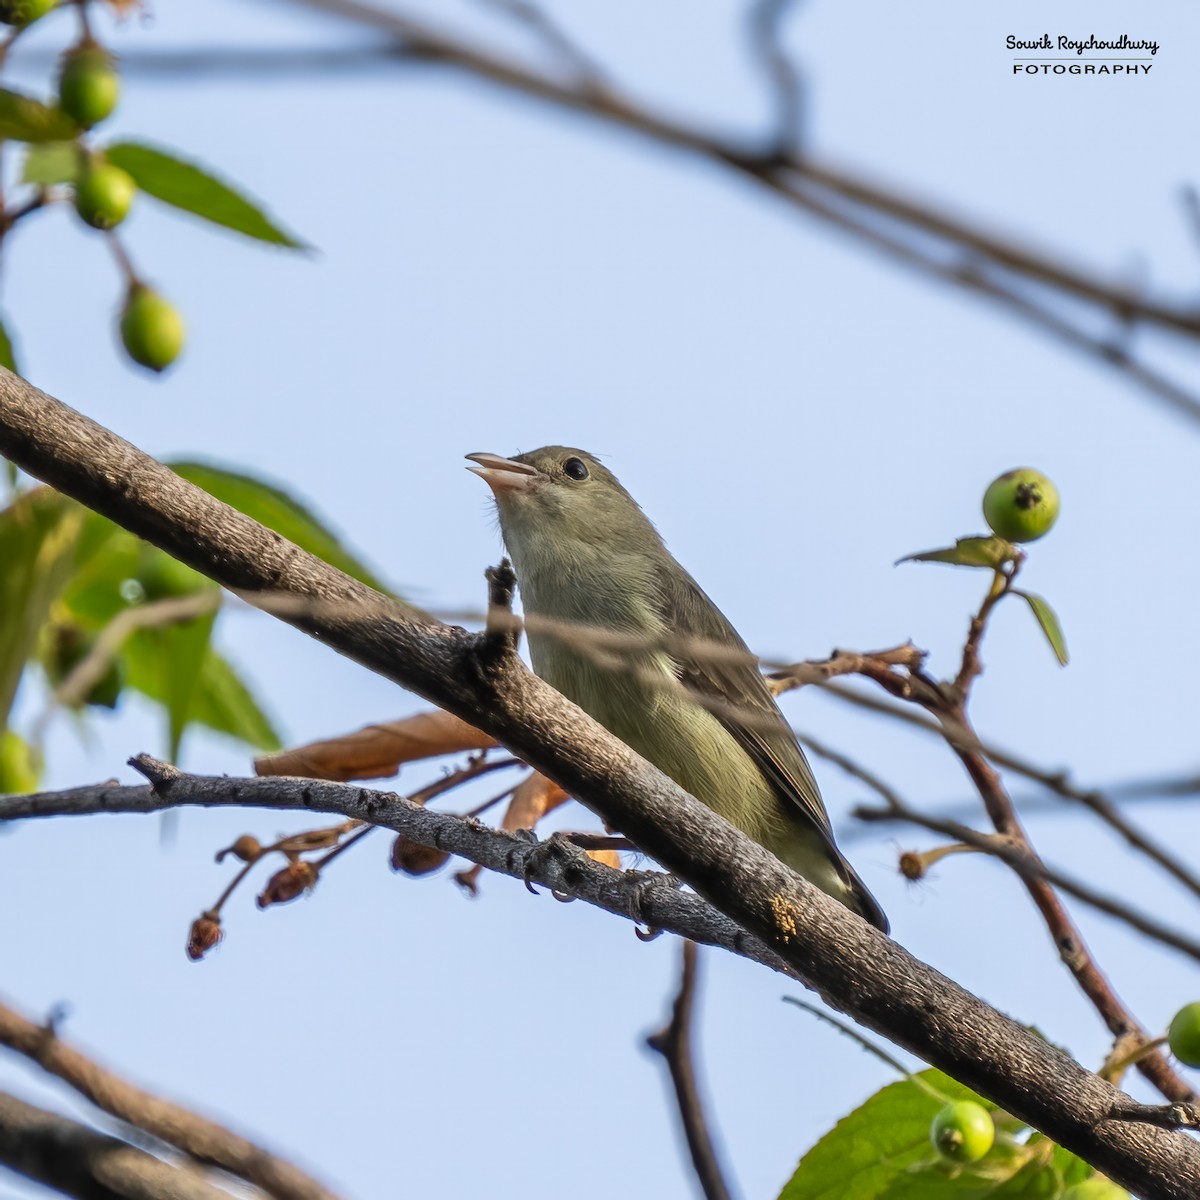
top-left (0, 313), bottom-right (18, 374)
top-left (168, 461), bottom-right (391, 592)
top-left (778, 1068), bottom-right (985, 1200)
top-left (21, 140), bottom-right (81, 185)
top-left (0, 88), bottom-right (78, 142)
top-left (897, 537), bottom-right (1012, 570)
top-left (104, 141), bottom-right (308, 249)
top-left (1014, 590), bottom-right (1068, 666)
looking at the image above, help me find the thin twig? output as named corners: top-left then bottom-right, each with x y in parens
top-left (646, 942), bottom-right (735, 1200)
top-left (274, 0), bottom-right (1200, 425)
top-left (0, 1000), bottom-right (343, 1200)
top-left (747, 0), bottom-right (805, 154)
top-left (0, 1088), bottom-right (235, 1200)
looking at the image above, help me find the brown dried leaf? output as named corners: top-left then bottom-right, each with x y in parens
top-left (275, 823), bottom-right (358, 855)
top-left (501, 772), bottom-right (569, 831)
top-left (255, 710), bottom-right (497, 782)
top-left (585, 849), bottom-right (622, 870)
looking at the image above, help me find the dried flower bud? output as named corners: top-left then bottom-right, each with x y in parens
top-left (216, 834), bottom-right (263, 864)
top-left (186, 912), bottom-right (222, 961)
top-left (257, 861), bottom-right (318, 908)
top-left (390, 835), bottom-right (450, 876)
top-left (899, 851), bottom-right (926, 881)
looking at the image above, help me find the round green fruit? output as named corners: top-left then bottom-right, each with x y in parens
top-left (930, 1100), bottom-right (994, 1163)
top-left (120, 286), bottom-right (185, 372)
top-left (0, 0), bottom-right (57, 25)
top-left (1168, 1002), bottom-right (1200, 1067)
top-left (982, 468), bottom-right (1060, 543)
top-left (59, 44), bottom-right (119, 128)
top-left (1062, 1177), bottom-right (1128, 1200)
top-left (74, 161), bottom-right (135, 230)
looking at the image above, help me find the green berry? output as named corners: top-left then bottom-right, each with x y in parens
top-left (120, 286), bottom-right (184, 373)
top-left (1168, 1002), bottom-right (1200, 1067)
top-left (73, 161), bottom-right (135, 230)
top-left (0, 0), bottom-right (57, 25)
top-left (982, 468), bottom-right (1060, 543)
top-left (1062, 1177), bottom-right (1129, 1200)
top-left (930, 1100), bottom-right (994, 1163)
top-left (59, 44), bottom-right (119, 129)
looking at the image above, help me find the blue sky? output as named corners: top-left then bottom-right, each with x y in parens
top-left (3, 2), bottom-right (1199, 1197)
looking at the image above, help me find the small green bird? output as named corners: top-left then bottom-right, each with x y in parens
top-left (467, 446), bottom-right (888, 933)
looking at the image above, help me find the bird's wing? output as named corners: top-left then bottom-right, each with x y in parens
top-left (655, 564), bottom-right (838, 848)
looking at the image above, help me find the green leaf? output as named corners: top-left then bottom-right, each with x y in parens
top-left (897, 537), bottom-right (1013, 570)
top-left (168, 461), bottom-right (391, 592)
top-left (0, 312), bottom-right (18, 374)
top-left (1048, 1145), bottom-right (1091, 1187)
top-left (1014, 590), bottom-right (1069, 666)
top-left (0, 488), bottom-right (86, 728)
top-left (104, 141), bottom-right (308, 249)
top-left (0, 88), bottom-right (78, 142)
top-left (778, 1068), bottom-right (985, 1200)
top-left (21, 139), bottom-right (81, 185)
top-left (191, 649), bottom-right (281, 751)
top-left (0, 728), bottom-right (41, 794)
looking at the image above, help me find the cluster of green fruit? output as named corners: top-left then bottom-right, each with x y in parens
top-left (1, 0), bottom-right (184, 372)
top-left (925, 1000), bottom-right (1200, 1194)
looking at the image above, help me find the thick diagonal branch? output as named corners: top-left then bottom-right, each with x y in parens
top-left (2, 370), bottom-right (1200, 1197)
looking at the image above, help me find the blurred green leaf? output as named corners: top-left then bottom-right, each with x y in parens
top-left (0, 488), bottom-right (85, 728)
top-left (21, 139), bottom-right (80, 185)
top-left (0, 89), bottom-right (77, 142)
top-left (122, 627), bottom-right (280, 753)
top-left (0, 728), bottom-right (40, 794)
top-left (169, 461), bottom-right (391, 592)
top-left (191, 649), bottom-right (281, 751)
top-left (1014, 590), bottom-right (1069, 666)
top-left (104, 141), bottom-right (308, 249)
top-left (897, 537), bottom-right (1012, 570)
top-left (0, 313), bottom-right (18, 374)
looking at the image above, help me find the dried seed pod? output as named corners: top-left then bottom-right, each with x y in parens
top-left (390, 836), bottom-right (450, 876)
top-left (257, 861), bottom-right (318, 908)
top-left (186, 912), bottom-right (222, 962)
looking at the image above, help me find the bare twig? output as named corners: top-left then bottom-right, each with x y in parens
top-left (0, 1089), bottom-right (238, 1200)
top-left (475, 0), bottom-right (607, 90)
top-left (747, 0), bottom-right (805, 154)
top-left (0, 1000), bottom-right (342, 1200)
top-left (32, 591), bottom-right (222, 745)
top-left (646, 942), bottom-right (735, 1200)
top-left (851, 800), bottom-right (1200, 963)
top-left (274, 0), bottom-right (1200, 424)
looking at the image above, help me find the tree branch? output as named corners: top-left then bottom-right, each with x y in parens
top-left (647, 942), bottom-right (735, 1200)
top-left (0, 999), bottom-right (341, 1200)
top-left (2, 371), bottom-right (1200, 1196)
top-left (276, 0), bottom-right (1200, 425)
top-left (0, 1088), bottom-right (242, 1200)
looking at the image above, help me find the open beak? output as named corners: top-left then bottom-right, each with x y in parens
top-left (465, 452), bottom-right (542, 495)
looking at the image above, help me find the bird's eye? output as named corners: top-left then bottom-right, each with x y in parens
top-left (563, 457), bottom-right (589, 481)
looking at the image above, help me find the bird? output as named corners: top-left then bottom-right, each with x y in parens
top-left (466, 445), bottom-right (888, 932)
